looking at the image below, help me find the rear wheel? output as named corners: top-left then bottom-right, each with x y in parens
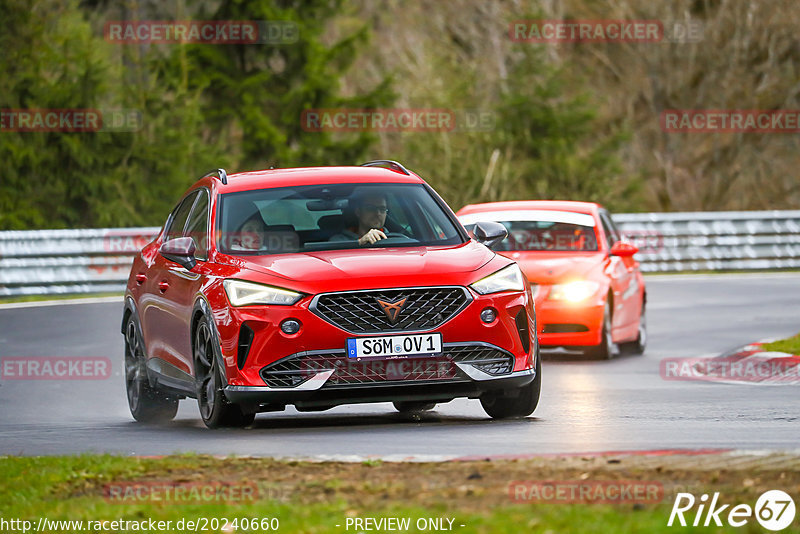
top-left (393, 401), bottom-right (436, 413)
top-left (124, 315), bottom-right (178, 423)
top-left (194, 317), bottom-right (255, 429)
top-left (481, 343), bottom-right (541, 419)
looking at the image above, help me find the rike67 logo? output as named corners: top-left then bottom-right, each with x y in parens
top-left (669, 490), bottom-right (796, 531)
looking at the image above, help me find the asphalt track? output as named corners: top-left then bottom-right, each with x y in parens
top-left (0, 273), bottom-right (798, 458)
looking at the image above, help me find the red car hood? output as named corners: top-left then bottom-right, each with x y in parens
top-left (502, 251), bottom-right (606, 284)
top-left (231, 241), bottom-right (498, 292)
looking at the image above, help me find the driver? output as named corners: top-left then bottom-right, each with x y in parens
top-left (332, 193), bottom-right (389, 246)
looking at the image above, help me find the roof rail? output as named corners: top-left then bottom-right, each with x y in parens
top-left (360, 160), bottom-right (411, 176)
top-left (201, 168), bottom-right (228, 185)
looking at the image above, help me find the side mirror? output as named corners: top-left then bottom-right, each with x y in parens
top-left (610, 241), bottom-right (638, 257)
top-left (473, 221), bottom-right (508, 249)
top-left (159, 237), bottom-right (197, 270)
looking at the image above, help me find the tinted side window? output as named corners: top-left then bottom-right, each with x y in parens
top-left (185, 190), bottom-right (209, 257)
top-left (165, 191), bottom-right (198, 241)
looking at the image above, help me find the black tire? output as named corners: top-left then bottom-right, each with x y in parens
top-left (393, 401), bottom-right (436, 413)
top-left (194, 316), bottom-right (255, 429)
top-left (627, 306), bottom-right (647, 355)
top-left (481, 342), bottom-right (541, 419)
top-left (124, 315), bottom-right (178, 423)
top-left (590, 301), bottom-right (618, 360)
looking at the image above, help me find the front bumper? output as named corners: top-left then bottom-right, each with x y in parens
top-left (535, 298), bottom-right (604, 347)
top-left (223, 367), bottom-right (536, 412)
top-left (216, 286), bottom-right (535, 387)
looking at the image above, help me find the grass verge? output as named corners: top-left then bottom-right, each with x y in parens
top-left (762, 332), bottom-right (800, 355)
top-left (1, 453), bottom-right (798, 533)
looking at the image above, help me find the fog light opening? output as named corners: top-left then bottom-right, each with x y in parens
top-left (280, 319), bottom-right (301, 335)
top-left (480, 307), bottom-right (497, 324)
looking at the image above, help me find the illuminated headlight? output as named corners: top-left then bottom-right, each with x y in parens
top-left (548, 281), bottom-right (600, 302)
top-left (223, 279), bottom-right (303, 306)
top-left (470, 264), bottom-right (526, 295)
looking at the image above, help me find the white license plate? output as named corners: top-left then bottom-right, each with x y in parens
top-left (346, 333), bottom-right (443, 359)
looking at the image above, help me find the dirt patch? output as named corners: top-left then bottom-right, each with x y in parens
top-left (73, 452), bottom-right (800, 511)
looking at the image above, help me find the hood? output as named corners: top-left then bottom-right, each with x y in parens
top-left (227, 241), bottom-right (497, 292)
top-left (500, 251), bottom-right (606, 284)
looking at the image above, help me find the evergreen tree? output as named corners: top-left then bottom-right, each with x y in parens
top-left (182, 0), bottom-right (394, 170)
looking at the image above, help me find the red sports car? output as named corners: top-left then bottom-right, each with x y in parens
top-left (122, 161), bottom-right (539, 427)
top-left (457, 201), bottom-right (646, 358)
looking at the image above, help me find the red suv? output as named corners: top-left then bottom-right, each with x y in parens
top-left (122, 161), bottom-right (539, 428)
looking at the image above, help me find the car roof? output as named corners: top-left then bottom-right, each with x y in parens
top-left (457, 200), bottom-right (602, 216)
top-left (201, 166), bottom-right (426, 194)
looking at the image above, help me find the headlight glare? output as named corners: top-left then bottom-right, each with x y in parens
top-left (223, 279), bottom-right (303, 306)
top-left (470, 264), bottom-right (526, 295)
top-left (548, 281), bottom-right (600, 302)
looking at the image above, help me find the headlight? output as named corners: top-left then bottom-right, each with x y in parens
top-left (470, 264), bottom-right (526, 295)
top-left (548, 281), bottom-right (599, 302)
top-left (223, 279), bottom-right (303, 306)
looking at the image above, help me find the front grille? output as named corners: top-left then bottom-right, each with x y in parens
top-left (311, 287), bottom-right (470, 334)
top-left (543, 323), bottom-right (590, 333)
top-left (259, 343), bottom-right (514, 388)
top-left (444, 344), bottom-right (515, 376)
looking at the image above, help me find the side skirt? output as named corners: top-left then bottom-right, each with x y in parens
top-left (146, 358), bottom-right (195, 398)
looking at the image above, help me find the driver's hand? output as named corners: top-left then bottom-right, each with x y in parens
top-left (359, 228), bottom-right (387, 246)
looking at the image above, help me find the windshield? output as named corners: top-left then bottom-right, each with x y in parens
top-left (217, 183), bottom-right (464, 255)
top-left (462, 211), bottom-right (599, 252)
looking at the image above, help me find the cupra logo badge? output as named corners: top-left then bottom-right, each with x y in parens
top-left (376, 297), bottom-right (408, 324)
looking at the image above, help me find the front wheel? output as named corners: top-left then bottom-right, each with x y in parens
top-left (589, 301), bottom-right (618, 360)
top-left (124, 315), bottom-right (178, 423)
top-left (625, 306), bottom-right (647, 355)
top-left (481, 344), bottom-right (541, 419)
top-left (194, 317), bottom-right (255, 429)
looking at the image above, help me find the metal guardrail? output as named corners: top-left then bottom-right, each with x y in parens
top-left (0, 228), bottom-right (160, 297)
top-left (1, 210), bottom-right (799, 296)
top-left (614, 210), bottom-right (800, 273)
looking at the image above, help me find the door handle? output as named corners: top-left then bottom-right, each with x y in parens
top-left (158, 281), bottom-right (170, 293)
top-left (135, 274), bottom-right (147, 285)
